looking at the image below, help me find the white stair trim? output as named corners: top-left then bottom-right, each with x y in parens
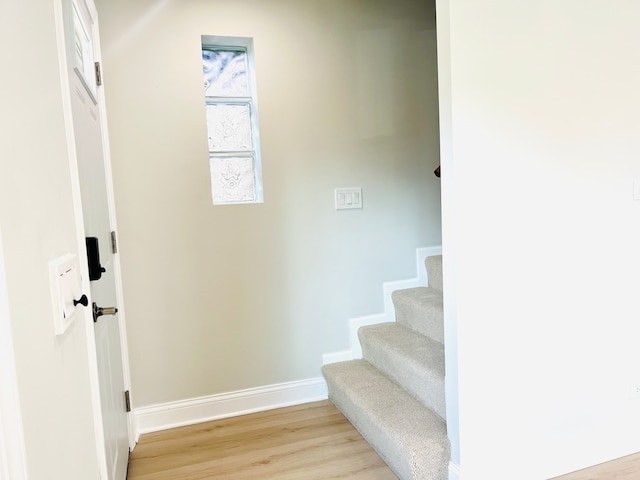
top-left (323, 245), bottom-right (442, 363)
top-left (133, 377), bottom-right (328, 442)
top-left (383, 245), bottom-right (443, 318)
top-left (322, 350), bottom-right (352, 365)
top-left (348, 313), bottom-right (388, 360)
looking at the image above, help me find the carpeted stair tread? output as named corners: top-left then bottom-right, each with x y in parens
top-left (392, 287), bottom-right (444, 344)
top-left (322, 359), bottom-right (449, 480)
top-left (425, 255), bottom-right (442, 292)
top-left (359, 322), bottom-right (445, 420)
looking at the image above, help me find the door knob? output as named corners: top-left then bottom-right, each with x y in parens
top-left (93, 302), bottom-right (118, 323)
top-left (74, 294), bottom-right (89, 307)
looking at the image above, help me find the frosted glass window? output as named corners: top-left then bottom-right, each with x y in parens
top-left (203, 50), bottom-right (248, 97)
top-left (210, 157), bottom-right (256, 203)
top-left (202, 36), bottom-right (263, 205)
top-left (206, 104), bottom-right (252, 152)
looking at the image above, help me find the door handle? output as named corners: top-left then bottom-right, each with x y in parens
top-left (93, 302), bottom-right (118, 323)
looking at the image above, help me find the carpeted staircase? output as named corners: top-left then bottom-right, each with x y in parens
top-left (322, 255), bottom-right (449, 480)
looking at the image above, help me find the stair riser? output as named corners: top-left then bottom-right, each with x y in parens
top-left (425, 255), bottom-right (443, 292)
top-left (393, 291), bottom-right (444, 344)
top-left (359, 326), bottom-right (446, 420)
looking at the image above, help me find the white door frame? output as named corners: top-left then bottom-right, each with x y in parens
top-left (0, 230), bottom-right (29, 480)
top-left (53, 0), bottom-right (136, 470)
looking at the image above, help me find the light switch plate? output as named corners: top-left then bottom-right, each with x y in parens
top-left (49, 254), bottom-right (83, 335)
top-left (335, 187), bottom-right (363, 210)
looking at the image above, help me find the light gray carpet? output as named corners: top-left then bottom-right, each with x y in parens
top-left (425, 255), bottom-right (443, 292)
top-left (392, 287), bottom-right (444, 344)
top-left (359, 322), bottom-right (445, 420)
top-left (322, 255), bottom-right (448, 480)
top-left (322, 360), bottom-right (449, 480)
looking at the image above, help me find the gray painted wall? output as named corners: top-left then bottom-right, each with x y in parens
top-left (96, 0), bottom-right (441, 408)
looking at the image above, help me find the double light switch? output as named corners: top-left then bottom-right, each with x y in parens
top-left (335, 187), bottom-right (363, 210)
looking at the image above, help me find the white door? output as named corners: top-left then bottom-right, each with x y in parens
top-left (60, 0), bottom-right (129, 478)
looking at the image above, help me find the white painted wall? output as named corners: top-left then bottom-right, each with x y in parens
top-left (0, 231), bottom-right (27, 480)
top-left (439, 1), bottom-right (640, 478)
top-left (95, 0), bottom-right (441, 408)
top-left (0, 1), bottom-right (103, 478)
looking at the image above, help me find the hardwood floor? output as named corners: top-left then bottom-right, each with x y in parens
top-left (127, 400), bottom-right (397, 479)
top-left (551, 452), bottom-right (640, 480)
top-left (129, 399), bottom-right (640, 479)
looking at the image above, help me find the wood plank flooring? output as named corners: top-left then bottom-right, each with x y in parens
top-left (129, 399), bottom-right (640, 479)
top-left (127, 400), bottom-right (397, 479)
top-left (551, 452), bottom-right (640, 480)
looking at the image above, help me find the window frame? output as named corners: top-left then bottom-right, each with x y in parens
top-left (201, 35), bottom-right (264, 204)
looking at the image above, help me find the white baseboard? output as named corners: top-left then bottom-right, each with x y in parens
top-left (133, 377), bottom-right (328, 442)
top-left (449, 461), bottom-right (461, 480)
top-left (323, 245), bottom-right (443, 363)
top-left (322, 350), bottom-right (352, 365)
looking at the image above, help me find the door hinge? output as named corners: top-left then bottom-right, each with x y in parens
top-left (124, 390), bottom-right (131, 413)
top-left (110, 231), bottom-right (118, 254)
top-left (95, 62), bottom-right (102, 86)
